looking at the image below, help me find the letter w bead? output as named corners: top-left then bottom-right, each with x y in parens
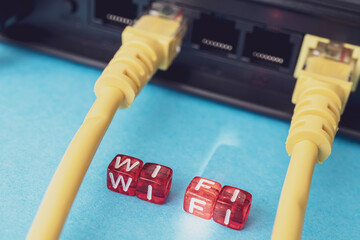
top-left (107, 154), bottom-right (143, 196)
top-left (108, 172), bottom-right (132, 192)
top-left (114, 156), bottom-right (140, 171)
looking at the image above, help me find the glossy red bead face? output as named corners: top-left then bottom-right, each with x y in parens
top-left (136, 163), bottom-right (173, 204)
top-left (213, 185), bottom-right (252, 230)
top-left (107, 154), bottom-right (143, 196)
top-left (183, 177), bottom-right (222, 220)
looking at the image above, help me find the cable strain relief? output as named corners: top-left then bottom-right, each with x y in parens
top-left (286, 83), bottom-right (344, 163)
top-left (286, 115), bottom-right (334, 163)
top-left (94, 38), bottom-right (161, 108)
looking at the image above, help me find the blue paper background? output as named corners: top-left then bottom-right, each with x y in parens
top-left (0, 43), bottom-right (359, 239)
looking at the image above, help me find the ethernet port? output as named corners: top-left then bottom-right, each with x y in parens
top-left (243, 27), bottom-right (293, 69)
top-left (95, 0), bottom-right (137, 27)
top-left (191, 14), bottom-right (239, 56)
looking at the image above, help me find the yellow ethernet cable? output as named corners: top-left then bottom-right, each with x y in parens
top-left (272, 35), bottom-right (360, 240)
top-left (26, 4), bottom-right (186, 240)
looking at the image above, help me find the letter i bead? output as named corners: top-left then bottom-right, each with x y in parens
top-left (213, 186), bottom-right (252, 230)
top-left (136, 163), bottom-right (173, 204)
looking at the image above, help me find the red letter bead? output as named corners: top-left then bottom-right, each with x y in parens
top-left (107, 154), bottom-right (143, 196)
top-left (213, 186), bottom-right (252, 230)
top-left (183, 177), bottom-right (222, 220)
top-left (136, 163), bottom-right (173, 204)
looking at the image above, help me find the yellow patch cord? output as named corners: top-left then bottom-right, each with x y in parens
top-left (26, 4), bottom-right (186, 240)
top-left (272, 35), bottom-right (360, 240)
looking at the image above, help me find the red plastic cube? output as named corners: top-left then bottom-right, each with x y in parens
top-left (213, 185), bottom-right (252, 230)
top-left (136, 163), bottom-right (173, 204)
top-left (107, 154), bottom-right (143, 196)
top-left (183, 177), bottom-right (222, 220)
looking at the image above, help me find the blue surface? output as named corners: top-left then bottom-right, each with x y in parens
top-left (0, 42), bottom-right (359, 240)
